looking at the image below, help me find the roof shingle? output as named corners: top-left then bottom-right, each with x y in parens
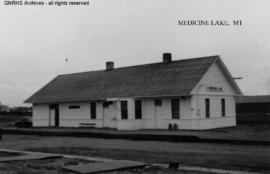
top-left (25, 56), bottom-right (219, 103)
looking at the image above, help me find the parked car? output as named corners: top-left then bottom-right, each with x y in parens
top-left (14, 117), bottom-right (32, 128)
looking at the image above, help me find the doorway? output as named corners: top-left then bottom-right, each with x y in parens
top-left (49, 104), bottom-right (59, 127)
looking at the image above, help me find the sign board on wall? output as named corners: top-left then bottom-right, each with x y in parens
top-left (206, 86), bottom-right (223, 92)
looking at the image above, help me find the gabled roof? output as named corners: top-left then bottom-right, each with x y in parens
top-left (212, 57), bottom-right (242, 95)
top-left (25, 55), bottom-right (240, 104)
top-left (236, 95), bottom-right (270, 104)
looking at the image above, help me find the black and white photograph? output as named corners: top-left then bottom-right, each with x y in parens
top-left (0, 0), bottom-right (269, 173)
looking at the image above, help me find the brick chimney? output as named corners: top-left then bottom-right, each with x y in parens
top-left (106, 61), bottom-right (114, 70)
top-left (163, 53), bottom-right (172, 64)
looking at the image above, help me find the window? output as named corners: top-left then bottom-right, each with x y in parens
top-left (69, 105), bottom-right (80, 109)
top-left (205, 98), bottom-right (210, 118)
top-left (121, 101), bottom-right (128, 119)
top-left (221, 98), bottom-right (225, 117)
top-left (154, 99), bottom-right (162, 106)
top-left (135, 100), bottom-right (142, 119)
top-left (171, 99), bottom-right (180, 119)
top-left (90, 102), bottom-right (96, 119)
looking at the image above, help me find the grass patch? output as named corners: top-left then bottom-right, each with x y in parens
top-left (26, 146), bottom-right (270, 173)
top-left (0, 114), bottom-right (31, 127)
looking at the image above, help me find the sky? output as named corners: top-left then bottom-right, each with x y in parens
top-left (0, 0), bottom-right (270, 107)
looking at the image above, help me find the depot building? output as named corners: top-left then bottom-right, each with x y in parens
top-left (25, 53), bottom-right (242, 130)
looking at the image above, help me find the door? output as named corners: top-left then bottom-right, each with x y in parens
top-left (135, 100), bottom-right (142, 119)
top-left (49, 109), bottom-right (55, 126)
top-left (49, 104), bottom-right (59, 127)
top-left (103, 101), bottom-right (117, 128)
top-left (55, 107), bottom-right (59, 127)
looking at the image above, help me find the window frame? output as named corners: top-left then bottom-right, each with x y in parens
top-left (121, 101), bottom-right (128, 119)
top-left (135, 100), bottom-right (142, 119)
top-left (68, 105), bottom-right (80, 109)
top-left (205, 98), bottom-right (210, 118)
top-left (171, 99), bottom-right (180, 119)
top-left (154, 99), bottom-right (162, 106)
top-left (90, 102), bottom-right (96, 119)
top-left (221, 98), bottom-right (225, 117)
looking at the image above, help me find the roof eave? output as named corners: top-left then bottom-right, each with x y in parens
top-left (25, 94), bottom-right (193, 104)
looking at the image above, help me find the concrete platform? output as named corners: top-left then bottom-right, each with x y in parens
top-left (63, 160), bottom-right (145, 174)
top-left (0, 149), bottom-right (62, 162)
top-left (0, 149), bottom-right (262, 174)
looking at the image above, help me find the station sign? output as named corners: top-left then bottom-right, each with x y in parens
top-left (206, 86), bottom-right (223, 92)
